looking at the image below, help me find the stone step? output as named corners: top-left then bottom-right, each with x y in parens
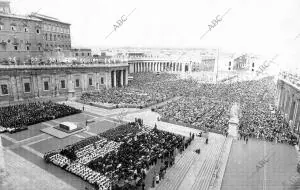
top-left (191, 142), bottom-right (223, 190)
top-left (156, 151), bottom-right (196, 190)
top-left (177, 136), bottom-right (221, 190)
top-left (200, 139), bottom-right (225, 189)
top-left (191, 147), bottom-right (220, 190)
top-left (209, 137), bottom-right (233, 190)
top-left (156, 139), bottom-right (202, 190)
top-left (201, 138), bottom-right (227, 189)
top-left (191, 137), bottom-right (225, 190)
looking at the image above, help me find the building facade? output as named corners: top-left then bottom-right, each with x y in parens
top-left (72, 48), bottom-right (91, 57)
top-left (277, 73), bottom-right (300, 133)
top-left (29, 13), bottom-right (71, 52)
top-left (0, 1), bottom-right (72, 64)
top-left (0, 63), bottom-right (129, 104)
top-left (0, 12), bottom-right (44, 63)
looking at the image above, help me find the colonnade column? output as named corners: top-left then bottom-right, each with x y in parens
top-left (113, 70), bottom-right (117, 87)
top-left (134, 63), bottom-right (136, 73)
top-left (125, 69), bottom-right (128, 86)
top-left (294, 100), bottom-right (300, 131)
top-left (120, 70), bottom-right (123, 87)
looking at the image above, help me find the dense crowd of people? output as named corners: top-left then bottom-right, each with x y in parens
top-left (0, 101), bottom-right (81, 133)
top-left (80, 73), bottom-right (181, 107)
top-left (79, 73), bottom-right (298, 144)
top-left (155, 97), bottom-right (230, 134)
top-left (237, 78), bottom-right (298, 144)
top-left (44, 119), bottom-right (193, 190)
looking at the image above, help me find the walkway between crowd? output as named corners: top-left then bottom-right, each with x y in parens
top-left (228, 103), bottom-right (240, 139)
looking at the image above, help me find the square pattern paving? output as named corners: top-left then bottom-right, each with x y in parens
top-left (87, 120), bottom-right (118, 134)
top-left (41, 126), bottom-right (86, 139)
top-left (6, 123), bottom-right (48, 142)
top-left (52, 113), bottom-right (95, 123)
top-left (30, 135), bottom-right (82, 154)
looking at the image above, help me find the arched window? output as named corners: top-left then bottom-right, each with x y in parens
top-left (50, 34), bottom-right (52, 41)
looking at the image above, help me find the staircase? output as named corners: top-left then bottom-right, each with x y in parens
top-left (154, 133), bottom-right (230, 190)
top-left (155, 138), bottom-right (203, 190)
top-left (190, 134), bottom-right (225, 190)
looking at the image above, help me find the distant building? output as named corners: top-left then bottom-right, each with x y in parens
top-left (233, 55), bottom-right (248, 70)
top-left (71, 48), bottom-right (92, 63)
top-left (71, 48), bottom-right (92, 58)
top-left (197, 56), bottom-right (216, 72)
top-left (128, 52), bottom-right (145, 57)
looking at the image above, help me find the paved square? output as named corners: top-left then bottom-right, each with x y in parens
top-left (52, 113), bottom-right (95, 124)
top-left (30, 135), bottom-right (82, 154)
top-left (1, 137), bottom-right (14, 147)
top-left (6, 123), bottom-right (48, 141)
top-left (87, 120), bottom-right (118, 134)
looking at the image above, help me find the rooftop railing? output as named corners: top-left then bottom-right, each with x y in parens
top-left (0, 62), bottom-right (128, 69)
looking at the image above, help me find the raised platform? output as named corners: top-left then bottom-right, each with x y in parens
top-left (41, 124), bottom-right (86, 139)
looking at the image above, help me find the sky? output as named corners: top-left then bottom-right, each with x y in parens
top-left (9, 0), bottom-right (300, 70)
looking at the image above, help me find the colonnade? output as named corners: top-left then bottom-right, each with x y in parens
top-left (129, 61), bottom-right (192, 73)
top-left (277, 79), bottom-right (300, 131)
top-left (111, 69), bottom-right (128, 88)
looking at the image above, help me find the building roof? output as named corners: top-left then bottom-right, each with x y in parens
top-left (72, 48), bottom-right (92, 52)
top-left (30, 13), bottom-right (70, 25)
top-left (0, 12), bottom-right (42, 22)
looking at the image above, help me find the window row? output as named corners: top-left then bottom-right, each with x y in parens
top-left (0, 78), bottom-right (105, 95)
top-left (45, 44), bottom-right (71, 49)
top-left (43, 25), bottom-right (70, 34)
top-left (7, 45), bottom-right (42, 51)
top-left (0, 25), bottom-right (40, 34)
top-left (75, 52), bottom-right (91, 56)
top-left (44, 33), bottom-right (70, 41)
top-left (5, 45), bottom-right (42, 51)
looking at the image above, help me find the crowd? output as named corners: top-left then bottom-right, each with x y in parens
top-left (155, 97), bottom-right (230, 134)
top-left (80, 73), bottom-right (181, 107)
top-left (44, 119), bottom-right (194, 190)
top-left (79, 73), bottom-right (298, 144)
top-left (237, 78), bottom-right (298, 144)
top-left (0, 101), bottom-right (81, 133)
